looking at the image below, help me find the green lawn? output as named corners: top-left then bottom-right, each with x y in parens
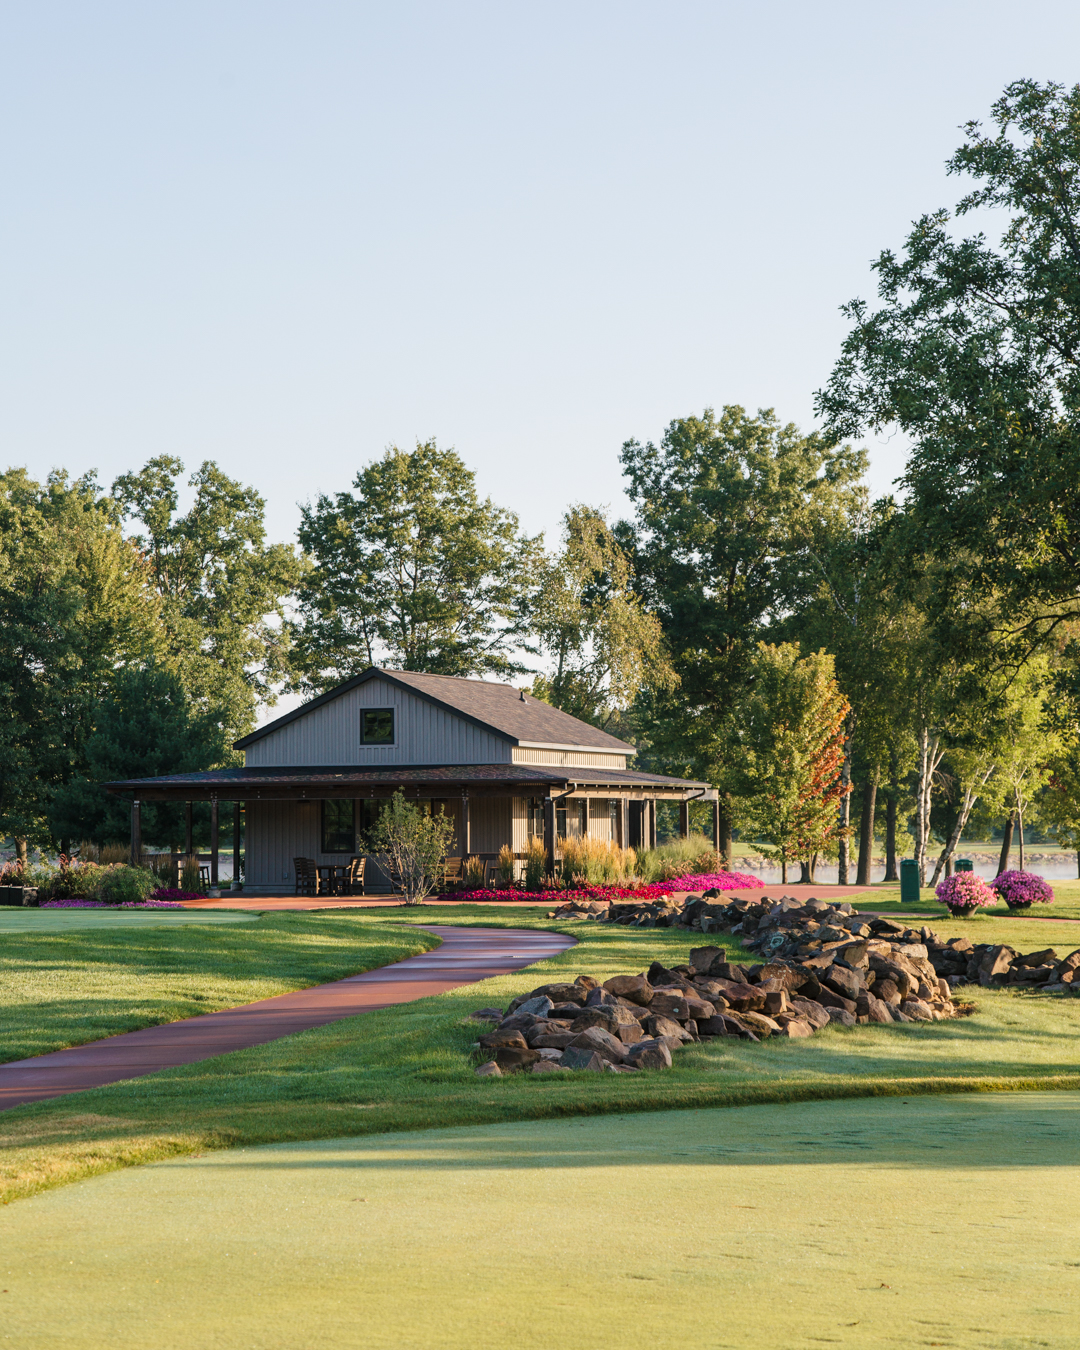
top-left (3, 1092), bottom-right (1077, 1350)
top-left (839, 875), bottom-right (1080, 921)
top-left (0, 910), bottom-right (437, 1063)
top-left (3, 905), bottom-right (1080, 1206)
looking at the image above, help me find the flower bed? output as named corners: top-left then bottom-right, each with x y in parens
top-left (935, 871), bottom-right (997, 915)
top-left (149, 888), bottom-right (208, 902)
top-left (40, 898), bottom-right (185, 910)
top-left (434, 870), bottom-right (763, 904)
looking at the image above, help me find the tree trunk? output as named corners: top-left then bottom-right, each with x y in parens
top-left (837, 736), bottom-right (853, 884)
top-left (997, 812), bottom-right (1015, 876)
top-left (929, 763), bottom-right (995, 887)
top-left (15, 837), bottom-right (27, 868)
top-left (884, 752), bottom-right (899, 882)
top-left (781, 857), bottom-right (788, 884)
top-left (1018, 800), bottom-right (1025, 872)
top-left (715, 797), bottom-right (733, 870)
top-left (798, 859), bottom-right (810, 883)
top-left (856, 772), bottom-right (878, 886)
top-left (913, 728), bottom-right (944, 885)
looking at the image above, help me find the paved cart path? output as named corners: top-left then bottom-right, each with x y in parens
top-left (0, 925), bottom-right (574, 1112)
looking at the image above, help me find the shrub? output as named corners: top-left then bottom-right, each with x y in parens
top-left (523, 836), bottom-right (547, 891)
top-left (180, 855), bottom-right (203, 892)
top-left (636, 834), bottom-right (718, 884)
top-left (368, 791), bottom-right (456, 905)
top-left (48, 857), bottom-right (105, 900)
top-left (935, 871), bottom-right (996, 914)
top-left (97, 865), bottom-right (158, 905)
top-left (991, 870), bottom-right (1054, 907)
top-left (497, 844), bottom-right (516, 885)
top-left (558, 836), bottom-right (638, 886)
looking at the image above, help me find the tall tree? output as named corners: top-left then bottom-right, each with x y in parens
top-left (529, 505), bottom-right (676, 730)
top-left (817, 79), bottom-right (1080, 659)
top-left (113, 457), bottom-right (301, 744)
top-left (618, 405), bottom-right (866, 862)
top-left (730, 643), bottom-right (851, 884)
top-left (0, 469), bottom-right (163, 853)
top-left (292, 441), bottom-right (540, 692)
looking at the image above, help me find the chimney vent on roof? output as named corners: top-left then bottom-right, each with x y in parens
top-left (520, 690), bottom-right (526, 701)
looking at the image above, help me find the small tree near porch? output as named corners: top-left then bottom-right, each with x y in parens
top-left (368, 792), bottom-right (456, 905)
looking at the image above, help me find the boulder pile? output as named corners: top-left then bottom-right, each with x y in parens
top-left (477, 895), bottom-right (1080, 1077)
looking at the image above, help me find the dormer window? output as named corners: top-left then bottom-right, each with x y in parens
top-left (361, 708), bottom-right (395, 745)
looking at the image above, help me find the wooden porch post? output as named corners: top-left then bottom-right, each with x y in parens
top-left (678, 799), bottom-right (689, 839)
top-left (618, 798), bottom-right (627, 849)
top-left (648, 800), bottom-right (657, 850)
top-left (461, 793), bottom-right (471, 856)
top-left (711, 796), bottom-right (721, 849)
top-left (185, 802), bottom-right (193, 856)
top-left (233, 803), bottom-right (242, 886)
top-left (130, 799), bottom-right (141, 867)
top-left (210, 798), bottom-right (219, 888)
top-left (543, 797), bottom-right (555, 878)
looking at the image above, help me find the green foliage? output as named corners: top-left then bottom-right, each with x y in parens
top-left (96, 866), bottom-right (158, 905)
top-left (730, 644), bottom-right (851, 880)
top-left (817, 79), bottom-right (1080, 643)
top-left (368, 791), bottom-right (457, 905)
top-left (529, 505), bottom-right (675, 730)
top-left (634, 833), bottom-right (720, 883)
top-left (523, 836), bottom-right (546, 891)
top-left (0, 469), bottom-right (163, 848)
top-left (292, 440), bottom-right (540, 691)
top-left (112, 456), bottom-right (302, 744)
top-left (48, 664), bottom-right (227, 847)
top-left (618, 406), bottom-right (866, 848)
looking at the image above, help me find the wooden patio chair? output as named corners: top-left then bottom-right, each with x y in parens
top-left (342, 855), bottom-right (366, 896)
top-left (198, 865), bottom-right (211, 888)
top-left (441, 857), bottom-right (462, 890)
top-left (483, 859), bottom-right (500, 889)
top-left (293, 857), bottom-right (319, 896)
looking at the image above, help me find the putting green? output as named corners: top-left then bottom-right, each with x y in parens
top-left (0, 908), bottom-right (255, 933)
top-left (3, 1093), bottom-right (1077, 1348)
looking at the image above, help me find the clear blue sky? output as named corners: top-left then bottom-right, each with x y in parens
top-left (3, 1), bottom-right (1079, 549)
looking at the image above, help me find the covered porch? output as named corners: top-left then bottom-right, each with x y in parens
top-left (106, 764), bottom-right (715, 895)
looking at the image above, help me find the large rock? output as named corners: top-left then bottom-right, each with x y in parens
top-left (788, 996), bottom-right (830, 1029)
top-left (626, 1039), bottom-right (673, 1070)
top-left (978, 945), bottom-right (1018, 986)
top-left (813, 986), bottom-right (857, 1015)
top-left (899, 998), bottom-right (935, 1021)
top-left (822, 964), bottom-right (864, 1001)
top-left (826, 1007), bottom-right (856, 1027)
top-left (643, 1013), bottom-right (693, 1042)
top-left (530, 1060), bottom-right (569, 1073)
top-left (735, 1010), bottom-right (781, 1037)
top-left (708, 979), bottom-right (766, 1012)
top-left (602, 974), bottom-right (654, 1006)
top-left (560, 1046), bottom-right (607, 1071)
top-left (479, 1030), bottom-right (529, 1050)
top-left (688, 945), bottom-right (726, 973)
top-left (528, 983), bottom-right (585, 1005)
top-left (495, 1045), bottom-right (541, 1071)
top-left (755, 962), bottom-right (804, 992)
top-left (1013, 948), bottom-right (1058, 968)
top-left (649, 990), bottom-right (691, 1019)
top-left (711, 962), bottom-right (751, 983)
top-left (762, 989), bottom-right (789, 1016)
top-left (873, 977), bottom-right (901, 1006)
top-left (584, 985), bottom-right (619, 1007)
top-left (1052, 949), bottom-right (1080, 983)
top-left (647, 961), bottom-right (681, 986)
top-left (569, 1026), bottom-right (627, 1064)
top-left (865, 994), bottom-right (894, 1024)
top-left (475, 1060), bottom-right (502, 1077)
top-left (776, 1016), bottom-right (815, 1038)
top-left (528, 1030), bottom-right (576, 1049)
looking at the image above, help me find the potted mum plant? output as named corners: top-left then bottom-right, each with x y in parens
top-left (935, 871), bottom-right (997, 917)
top-left (991, 870), bottom-right (1054, 910)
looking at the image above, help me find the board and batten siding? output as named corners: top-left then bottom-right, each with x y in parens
top-left (244, 678), bottom-right (513, 767)
top-left (511, 747), bottom-right (628, 769)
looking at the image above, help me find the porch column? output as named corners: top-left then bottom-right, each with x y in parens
top-left (618, 798), bottom-right (627, 848)
top-left (678, 800), bottom-right (689, 839)
top-left (543, 797), bottom-right (556, 878)
top-left (711, 796), bottom-right (721, 849)
top-left (185, 802), bottom-right (193, 857)
top-left (233, 803), bottom-right (242, 886)
top-left (130, 799), bottom-right (141, 867)
top-left (648, 800), bottom-right (657, 850)
top-left (210, 798), bottom-right (219, 887)
top-left (461, 792), bottom-right (471, 856)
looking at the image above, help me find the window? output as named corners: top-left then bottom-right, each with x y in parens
top-left (321, 800), bottom-right (356, 854)
top-left (526, 797), bottom-right (544, 839)
top-left (361, 708), bottom-right (395, 745)
top-left (358, 799), bottom-right (385, 848)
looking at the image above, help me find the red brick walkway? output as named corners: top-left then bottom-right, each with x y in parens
top-left (0, 925), bottom-right (573, 1112)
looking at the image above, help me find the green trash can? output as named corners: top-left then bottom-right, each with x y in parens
top-left (955, 858), bottom-right (973, 872)
top-left (900, 858), bottom-right (920, 903)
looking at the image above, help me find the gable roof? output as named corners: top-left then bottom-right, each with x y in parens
top-left (234, 667), bottom-right (636, 754)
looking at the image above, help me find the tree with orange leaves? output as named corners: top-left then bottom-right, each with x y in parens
top-left (731, 643), bottom-right (851, 884)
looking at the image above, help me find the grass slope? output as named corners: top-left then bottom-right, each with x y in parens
top-left (0, 911), bottom-right (437, 1062)
top-left (849, 876), bottom-right (1080, 920)
top-left (3, 1093), bottom-right (1078, 1350)
top-left (2, 905), bottom-right (1080, 1205)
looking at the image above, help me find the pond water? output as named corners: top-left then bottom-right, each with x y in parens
top-left (743, 853), bottom-right (1080, 886)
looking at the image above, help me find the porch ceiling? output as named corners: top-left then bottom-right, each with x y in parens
top-left (103, 763), bottom-right (710, 802)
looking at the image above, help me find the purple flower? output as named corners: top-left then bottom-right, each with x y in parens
top-left (991, 871), bottom-right (1054, 906)
top-left (935, 872), bottom-right (997, 911)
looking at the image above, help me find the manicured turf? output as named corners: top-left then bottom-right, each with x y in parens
top-left (0, 908), bottom-right (255, 933)
top-left (3, 906), bottom-right (1080, 1206)
top-left (0, 910), bottom-right (437, 1063)
top-left (850, 877), bottom-right (1080, 920)
top-left (2, 1092), bottom-right (1077, 1349)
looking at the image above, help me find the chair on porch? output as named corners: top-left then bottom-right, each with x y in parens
top-left (483, 859), bottom-right (500, 889)
top-left (342, 856), bottom-right (366, 896)
top-left (293, 857), bottom-right (319, 896)
top-left (198, 865), bottom-right (210, 888)
top-left (440, 857), bottom-right (462, 890)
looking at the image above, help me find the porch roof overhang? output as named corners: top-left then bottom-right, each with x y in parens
top-left (103, 763), bottom-right (712, 803)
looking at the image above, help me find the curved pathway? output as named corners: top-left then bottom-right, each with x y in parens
top-left (0, 925), bottom-right (573, 1112)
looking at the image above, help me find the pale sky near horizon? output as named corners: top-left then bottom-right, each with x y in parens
top-left (3, 4), bottom-right (1078, 559)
